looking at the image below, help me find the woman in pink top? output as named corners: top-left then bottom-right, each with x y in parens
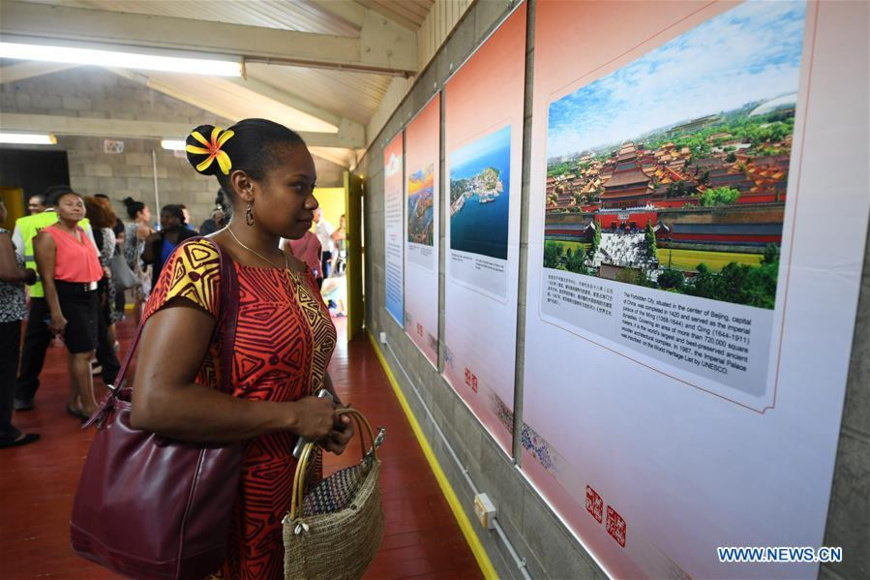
top-left (283, 230), bottom-right (323, 286)
top-left (34, 190), bottom-right (104, 421)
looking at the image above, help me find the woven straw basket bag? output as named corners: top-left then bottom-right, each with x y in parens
top-left (283, 408), bottom-right (385, 580)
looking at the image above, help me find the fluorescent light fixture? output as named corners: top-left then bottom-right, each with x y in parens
top-left (0, 42), bottom-right (242, 77)
top-left (0, 132), bottom-right (57, 145)
top-left (161, 139), bottom-right (186, 151)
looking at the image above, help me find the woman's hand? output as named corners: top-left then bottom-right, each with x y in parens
top-left (318, 412), bottom-right (354, 455)
top-left (290, 396), bottom-right (340, 440)
top-left (49, 313), bottom-right (67, 336)
top-left (137, 224), bottom-right (154, 239)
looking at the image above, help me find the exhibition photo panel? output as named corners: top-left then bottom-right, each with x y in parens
top-left (522, 0), bottom-right (868, 578)
top-left (384, 132), bottom-right (405, 325)
top-left (443, 4), bottom-right (527, 455)
top-left (404, 94), bottom-right (441, 366)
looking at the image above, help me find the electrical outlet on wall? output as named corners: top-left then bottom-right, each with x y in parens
top-left (379, 332), bottom-right (387, 344)
top-left (473, 493), bottom-right (497, 530)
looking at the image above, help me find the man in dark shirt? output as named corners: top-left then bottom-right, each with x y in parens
top-left (199, 189), bottom-right (231, 235)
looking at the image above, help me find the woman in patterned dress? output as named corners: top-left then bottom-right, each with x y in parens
top-left (130, 119), bottom-right (354, 580)
top-left (0, 199), bottom-right (40, 448)
top-left (122, 196), bottom-right (154, 326)
top-left (84, 197), bottom-right (122, 334)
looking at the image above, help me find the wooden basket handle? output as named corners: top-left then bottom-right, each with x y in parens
top-left (290, 408), bottom-right (377, 520)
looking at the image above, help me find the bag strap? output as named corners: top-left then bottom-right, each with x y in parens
top-left (212, 238), bottom-right (240, 394)
top-left (86, 238), bottom-right (239, 427)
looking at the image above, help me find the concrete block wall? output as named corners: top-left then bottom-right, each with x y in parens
top-left (822, 220), bottom-right (870, 580)
top-left (0, 66), bottom-right (222, 125)
top-left (0, 66), bottom-right (347, 226)
top-left (63, 135), bottom-right (217, 228)
top-left (1, 67), bottom-right (232, 226)
top-left (360, 0), bottom-right (869, 578)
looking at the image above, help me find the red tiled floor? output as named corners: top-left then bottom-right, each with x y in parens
top-left (0, 316), bottom-right (482, 579)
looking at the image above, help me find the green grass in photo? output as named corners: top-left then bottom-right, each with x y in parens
top-left (658, 248), bottom-right (764, 272)
top-left (547, 240), bottom-right (591, 254)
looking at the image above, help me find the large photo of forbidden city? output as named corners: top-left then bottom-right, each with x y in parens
top-left (544, 0), bottom-right (806, 310)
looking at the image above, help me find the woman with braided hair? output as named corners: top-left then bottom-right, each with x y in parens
top-left (130, 119), bottom-right (354, 579)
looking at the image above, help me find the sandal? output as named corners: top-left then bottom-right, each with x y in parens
top-left (66, 404), bottom-right (91, 423)
top-left (0, 430), bottom-right (41, 449)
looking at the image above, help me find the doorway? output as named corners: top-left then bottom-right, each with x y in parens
top-left (0, 149), bottom-right (71, 221)
top-left (345, 172), bottom-right (364, 341)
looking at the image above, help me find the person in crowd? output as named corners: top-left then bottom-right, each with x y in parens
top-left (122, 197), bottom-right (153, 326)
top-left (199, 189), bottom-right (231, 235)
top-left (320, 275), bottom-right (348, 318)
top-left (83, 196), bottom-right (122, 383)
top-left (313, 207), bottom-right (335, 280)
top-left (0, 199), bottom-right (40, 448)
top-left (198, 205), bottom-right (225, 236)
top-left (132, 119), bottom-right (353, 578)
top-left (331, 214), bottom-right (347, 276)
top-left (27, 194), bottom-right (47, 215)
top-left (13, 185), bottom-right (98, 412)
top-left (142, 204), bottom-right (198, 288)
top-left (283, 229), bottom-right (322, 286)
top-left (33, 190), bottom-right (104, 422)
top-left (95, 194), bottom-right (127, 321)
top-left (321, 214), bottom-right (348, 317)
top-left (179, 204), bottom-right (197, 232)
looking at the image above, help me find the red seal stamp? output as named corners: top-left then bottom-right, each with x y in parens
top-left (606, 505), bottom-right (626, 547)
top-left (585, 486), bottom-right (603, 523)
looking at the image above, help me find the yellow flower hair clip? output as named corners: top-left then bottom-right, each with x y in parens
top-left (186, 127), bottom-right (235, 175)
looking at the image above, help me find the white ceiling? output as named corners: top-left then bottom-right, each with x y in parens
top-left (244, 63), bottom-right (393, 127)
top-left (69, 0), bottom-right (363, 36)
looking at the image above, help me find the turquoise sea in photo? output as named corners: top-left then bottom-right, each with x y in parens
top-left (450, 126), bottom-right (511, 260)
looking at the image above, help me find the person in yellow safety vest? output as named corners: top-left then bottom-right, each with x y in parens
top-left (12, 186), bottom-right (102, 411)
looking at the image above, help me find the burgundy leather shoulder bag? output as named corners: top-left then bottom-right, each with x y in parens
top-left (70, 238), bottom-right (243, 580)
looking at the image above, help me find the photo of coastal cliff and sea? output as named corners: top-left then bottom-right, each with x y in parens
top-left (408, 163), bottom-right (435, 246)
top-left (449, 125), bottom-right (511, 260)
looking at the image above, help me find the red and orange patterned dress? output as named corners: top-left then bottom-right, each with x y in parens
top-left (142, 239), bottom-right (337, 579)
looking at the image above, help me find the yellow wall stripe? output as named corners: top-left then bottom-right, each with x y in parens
top-left (366, 331), bottom-right (499, 580)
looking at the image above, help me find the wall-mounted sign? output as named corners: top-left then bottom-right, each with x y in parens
top-left (404, 94), bottom-right (441, 366)
top-left (384, 132), bottom-right (405, 325)
top-left (522, 1), bottom-right (869, 577)
top-left (103, 139), bottom-right (124, 154)
top-left (442, 4), bottom-right (527, 456)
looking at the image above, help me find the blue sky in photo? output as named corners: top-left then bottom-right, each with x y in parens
top-left (451, 125), bottom-right (511, 173)
top-left (547, 0), bottom-right (807, 158)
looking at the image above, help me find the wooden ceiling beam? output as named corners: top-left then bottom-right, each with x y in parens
top-left (1, 0), bottom-right (417, 76)
top-left (0, 62), bottom-right (79, 84)
top-left (0, 113), bottom-right (359, 153)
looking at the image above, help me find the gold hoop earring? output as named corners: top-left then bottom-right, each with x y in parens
top-left (245, 202), bottom-right (254, 226)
